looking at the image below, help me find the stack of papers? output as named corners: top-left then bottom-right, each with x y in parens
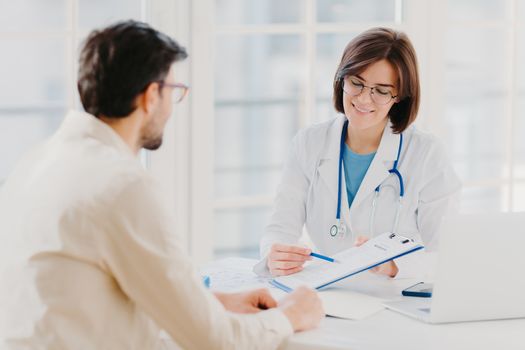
top-left (319, 289), bottom-right (385, 320)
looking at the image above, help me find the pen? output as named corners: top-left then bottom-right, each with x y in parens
top-left (310, 252), bottom-right (338, 263)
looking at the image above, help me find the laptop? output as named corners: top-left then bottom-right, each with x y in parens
top-left (383, 212), bottom-right (525, 323)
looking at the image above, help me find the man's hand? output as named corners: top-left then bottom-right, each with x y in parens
top-left (354, 236), bottom-right (399, 278)
top-left (279, 286), bottom-right (324, 332)
top-left (213, 288), bottom-right (277, 314)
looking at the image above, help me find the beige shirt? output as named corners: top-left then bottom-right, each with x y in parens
top-left (0, 110), bottom-right (293, 350)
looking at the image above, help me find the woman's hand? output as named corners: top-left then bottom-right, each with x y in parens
top-left (354, 236), bottom-right (399, 278)
top-left (267, 243), bottom-right (312, 276)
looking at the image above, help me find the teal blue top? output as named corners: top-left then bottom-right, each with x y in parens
top-left (342, 144), bottom-right (376, 208)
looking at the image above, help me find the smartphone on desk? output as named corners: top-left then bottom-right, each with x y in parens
top-left (402, 282), bottom-right (433, 298)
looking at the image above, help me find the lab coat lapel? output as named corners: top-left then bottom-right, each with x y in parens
top-left (349, 122), bottom-right (400, 214)
top-left (316, 116), bottom-right (347, 202)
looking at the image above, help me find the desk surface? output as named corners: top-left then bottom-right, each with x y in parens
top-left (285, 277), bottom-right (525, 350)
top-left (202, 258), bottom-right (525, 350)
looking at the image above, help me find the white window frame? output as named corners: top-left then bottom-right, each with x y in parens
top-left (148, 0), bottom-right (215, 264)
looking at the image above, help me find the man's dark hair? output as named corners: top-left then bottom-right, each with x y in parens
top-left (77, 20), bottom-right (188, 118)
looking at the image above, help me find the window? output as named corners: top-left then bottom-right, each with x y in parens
top-left (2, 1), bottom-right (524, 264)
top-left (0, 0), bottom-right (198, 262)
top-left (213, 0), bottom-right (404, 258)
top-left (441, 0), bottom-right (525, 212)
top-left (0, 0), bottom-right (147, 183)
top-left (210, 0), bottom-right (525, 260)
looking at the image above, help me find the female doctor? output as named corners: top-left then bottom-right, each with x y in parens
top-left (255, 27), bottom-right (461, 278)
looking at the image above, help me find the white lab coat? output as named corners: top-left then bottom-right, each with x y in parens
top-left (255, 115), bottom-right (461, 277)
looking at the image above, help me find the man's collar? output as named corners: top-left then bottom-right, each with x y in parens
top-left (60, 110), bottom-right (136, 158)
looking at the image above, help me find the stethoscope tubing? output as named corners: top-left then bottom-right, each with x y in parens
top-left (335, 119), bottom-right (405, 237)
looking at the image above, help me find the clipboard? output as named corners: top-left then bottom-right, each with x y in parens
top-left (271, 232), bottom-right (424, 292)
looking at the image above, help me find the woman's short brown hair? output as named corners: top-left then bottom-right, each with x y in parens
top-left (332, 27), bottom-right (420, 133)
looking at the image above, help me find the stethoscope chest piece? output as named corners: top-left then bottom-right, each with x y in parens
top-left (329, 221), bottom-right (346, 238)
top-left (329, 224), bottom-right (338, 237)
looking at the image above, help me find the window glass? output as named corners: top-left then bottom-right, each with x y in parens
top-left (315, 33), bottom-right (357, 123)
top-left (514, 27), bottom-right (525, 178)
top-left (317, 0), bottom-right (397, 23)
top-left (0, 0), bottom-right (67, 31)
top-left (214, 34), bottom-right (305, 198)
top-left (447, 0), bottom-right (509, 21)
top-left (215, 105), bottom-right (297, 198)
top-left (519, 1), bottom-right (525, 23)
top-left (214, 207), bottom-right (272, 258)
top-left (215, 34), bottom-right (305, 101)
top-left (0, 37), bottom-right (67, 180)
top-left (0, 112), bottom-right (64, 180)
top-left (443, 28), bottom-right (508, 182)
top-left (78, 0), bottom-right (143, 31)
top-left (0, 39), bottom-right (67, 106)
top-left (0, 1), bottom-right (147, 183)
top-left (216, 0), bottom-right (304, 25)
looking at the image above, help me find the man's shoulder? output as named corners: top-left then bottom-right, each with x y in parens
top-left (41, 134), bottom-right (151, 208)
top-left (82, 146), bottom-right (151, 202)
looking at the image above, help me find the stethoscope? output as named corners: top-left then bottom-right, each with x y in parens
top-left (330, 120), bottom-right (404, 239)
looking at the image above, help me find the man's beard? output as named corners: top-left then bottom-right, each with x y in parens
top-left (142, 136), bottom-right (163, 150)
top-left (141, 115), bottom-right (164, 151)
top-left (141, 122), bottom-right (163, 150)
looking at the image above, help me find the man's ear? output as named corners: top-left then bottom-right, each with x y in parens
top-left (138, 82), bottom-right (160, 115)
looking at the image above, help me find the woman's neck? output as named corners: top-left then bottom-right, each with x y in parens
top-left (346, 118), bottom-right (388, 155)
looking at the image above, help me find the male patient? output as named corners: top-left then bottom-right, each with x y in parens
top-left (0, 20), bottom-right (323, 349)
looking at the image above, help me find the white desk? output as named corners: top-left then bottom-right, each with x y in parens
top-left (202, 258), bottom-right (525, 350)
top-left (284, 278), bottom-right (525, 350)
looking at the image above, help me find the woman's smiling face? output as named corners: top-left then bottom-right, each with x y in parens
top-left (342, 59), bottom-right (399, 131)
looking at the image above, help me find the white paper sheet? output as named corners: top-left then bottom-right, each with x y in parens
top-left (319, 289), bottom-right (385, 320)
top-left (200, 257), bottom-right (386, 320)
